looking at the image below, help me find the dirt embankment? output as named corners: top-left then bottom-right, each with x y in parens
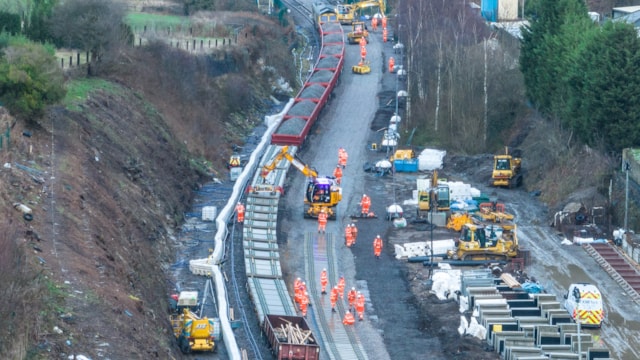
top-left (1, 88), bottom-right (206, 358)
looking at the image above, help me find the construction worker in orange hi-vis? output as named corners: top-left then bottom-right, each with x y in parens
top-left (359, 36), bottom-right (367, 48)
top-left (295, 281), bottom-right (304, 305)
top-left (360, 194), bottom-right (371, 217)
top-left (293, 277), bottom-right (302, 301)
top-left (333, 165), bottom-right (343, 185)
top-left (381, 16), bottom-right (387, 29)
top-left (371, 16), bottom-right (378, 31)
top-left (347, 287), bottom-right (357, 310)
top-left (388, 57), bottom-right (395, 73)
top-left (343, 310), bottom-right (356, 325)
top-left (320, 268), bottom-right (328, 294)
top-left (300, 292), bottom-right (309, 317)
top-left (235, 202), bottom-right (245, 223)
top-left (337, 276), bottom-right (346, 299)
top-left (330, 286), bottom-right (339, 312)
top-left (383, 27), bottom-right (388, 42)
top-left (351, 223), bottom-right (358, 245)
top-left (345, 224), bottom-right (354, 248)
top-left (373, 235), bottom-right (383, 259)
top-left (338, 148), bottom-right (348, 168)
top-left (355, 292), bottom-right (365, 321)
top-left (318, 209), bottom-right (328, 233)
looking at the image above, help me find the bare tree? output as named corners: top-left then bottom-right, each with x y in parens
top-left (50, 0), bottom-right (128, 75)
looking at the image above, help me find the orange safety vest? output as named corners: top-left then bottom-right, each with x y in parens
top-left (318, 212), bottom-right (328, 225)
top-left (333, 167), bottom-right (343, 184)
top-left (320, 270), bottom-right (328, 288)
top-left (337, 277), bottom-right (345, 298)
top-left (373, 237), bottom-right (383, 254)
top-left (348, 290), bottom-right (357, 306)
top-left (351, 225), bottom-right (358, 241)
top-left (330, 288), bottom-right (339, 305)
top-left (236, 203), bottom-right (245, 222)
top-left (361, 196), bottom-right (371, 212)
top-left (343, 312), bottom-right (355, 325)
top-left (381, 17), bottom-right (387, 28)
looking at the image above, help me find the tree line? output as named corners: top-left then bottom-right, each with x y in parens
top-left (521, 0), bottom-right (640, 153)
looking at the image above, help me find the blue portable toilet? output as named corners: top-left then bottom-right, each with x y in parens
top-left (482, 0), bottom-right (498, 22)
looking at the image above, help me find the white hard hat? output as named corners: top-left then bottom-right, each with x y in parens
top-left (377, 235), bottom-right (381, 238)
top-left (323, 268), bottom-right (327, 271)
top-left (351, 223), bottom-right (355, 227)
top-left (297, 277), bottom-right (301, 281)
top-left (352, 287), bottom-right (355, 290)
top-left (363, 194), bottom-right (367, 197)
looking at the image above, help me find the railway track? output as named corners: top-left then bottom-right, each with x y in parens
top-left (583, 242), bottom-right (640, 304)
top-left (304, 232), bottom-right (368, 360)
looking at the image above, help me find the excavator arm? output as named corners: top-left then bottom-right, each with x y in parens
top-left (261, 146), bottom-right (318, 181)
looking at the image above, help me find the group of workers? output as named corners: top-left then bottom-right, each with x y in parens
top-left (371, 15), bottom-right (388, 42)
top-left (322, 270), bottom-right (366, 324)
top-left (294, 272), bottom-right (365, 324)
top-left (344, 223), bottom-right (358, 247)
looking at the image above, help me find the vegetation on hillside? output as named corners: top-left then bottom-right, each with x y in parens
top-left (521, 0), bottom-right (640, 152)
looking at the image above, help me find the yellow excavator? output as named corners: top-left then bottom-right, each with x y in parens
top-left (417, 170), bottom-right (450, 217)
top-left (260, 146), bottom-right (342, 219)
top-left (169, 291), bottom-right (218, 354)
top-left (337, 0), bottom-right (386, 25)
top-left (347, 21), bottom-right (369, 44)
top-left (446, 222), bottom-right (519, 261)
top-left (491, 147), bottom-right (522, 188)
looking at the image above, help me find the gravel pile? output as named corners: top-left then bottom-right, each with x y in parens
top-left (316, 56), bottom-right (340, 69)
top-left (309, 70), bottom-right (335, 83)
top-left (321, 44), bottom-right (343, 56)
top-left (275, 117), bottom-right (308, 135)
top-left (300, 84), bottom-right (327, 99)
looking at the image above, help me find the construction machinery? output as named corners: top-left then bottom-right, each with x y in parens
top-left (474, 202), bottom-right (515, 224)
top-left (417, 170), bottom-right (450, 217)
top-left (169, 291), bottom-right (219, 354)
top-left (446, 222), bottom-right (519, 261)
top-left (347, 21), bottom-right (369, 44)
top-left (260, 146), bottom-right (342, 219)
top-left (491, 147), bottom-right (522, 188)
top-left (336, 0), bottom-right (386, 25)
top-left (352, 60), bottom-right (371, 74)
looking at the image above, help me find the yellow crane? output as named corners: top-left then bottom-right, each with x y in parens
top-left (260, 146), bottom-right (342, 219)
top-left (336, 0), bottom-right (386, 25)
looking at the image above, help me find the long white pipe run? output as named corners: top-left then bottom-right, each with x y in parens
top-left (191, 99), bottom-right (293, 359)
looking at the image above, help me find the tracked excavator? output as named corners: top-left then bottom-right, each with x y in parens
top-left (260, 145), bottom-right (342, 219)
top-left (491, 147), bottom-right (522, 188)
top-left (417, 170), bottom-right (450, 217)
top-left (169, 291), bottom-right (219, 354)
top-left (336, 0), bottom-right (386, 25)
top-left (446, 222), bottom-right (519, 261)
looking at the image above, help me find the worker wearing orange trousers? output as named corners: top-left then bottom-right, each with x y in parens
top-left (337, 276), bottom-right (345, 299)
top-left (383, 27), bottom-right (388, 42)
top-left (235, 202), bottom-right (245, 223)
top-left (371, 17), bottom-right (378, 31)
top-left (381, 16), bottom-right (387, 29)
top-left (318, 209), bottom-right (328, 233)
top-left (333, 165), bottom-right (343, 185)
top-left (338, 149), bottom-right (348, 168)
top-left (293, 277), bottom-right (302, 301)
top-left (345, 225), bottom-right (354, 248)
top-left (320, 268), bottom-right (328, 294)
top-left (343, 310), bottom-right (355, 325)
top-left (351, 223), bottom-right (358, 245)
top-left (355, 293), bottom-right (365, 321)
top-left (373, 235), bottom-right (383, 259)
top-left (330, 286), bottom-right (339, 312)
top-left (300, 292), bottom-right (309, 317)
top-left (360, 194), bottom-right (371, 217)
top-left (295, 281), bottom-right (305, 305)
top-left (359, 36), bottom-right (367, 48)
top-left (388, 57), bottom-right (395, 73)
top-left (347, 287), bottom-right (357, 310)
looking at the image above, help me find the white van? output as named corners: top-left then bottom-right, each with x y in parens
top-left (564, 283), bottom-right (604, 328)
